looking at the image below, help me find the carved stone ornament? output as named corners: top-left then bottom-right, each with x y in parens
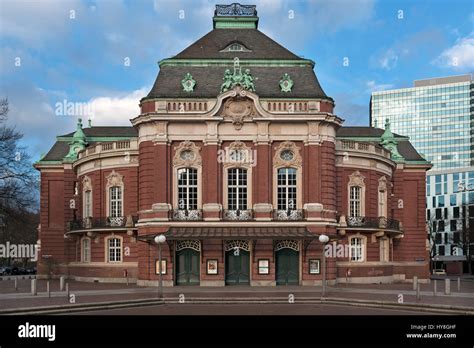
top-left (82, 175), bottom-right (92, 192)
top-left (273, 141), bottom-right (302, 168)
top-left (348, 171), bottom-right (366, 187)
top-left (106, 170), bottom-right (123, 189)
top-left (378, 176), bottom-right (388, 191)
top-left (279, 73), bottom-right (293, 93)
top-left (223, 141), bottom-right (253, 168)
top-left (222, 96), bottom-right (258, 130)
top-left (173, 141), bottom-right (202, 168)
top-left (181, 73), bottom-right (196, 92)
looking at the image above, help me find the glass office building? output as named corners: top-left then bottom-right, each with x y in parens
top-left (370, 75), bottom-right (472, 170)
top-left (370, 75), bottom-right (474, 274)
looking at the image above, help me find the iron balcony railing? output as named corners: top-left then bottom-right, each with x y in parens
top-left (222, 209), bottom-right (254, 221)
top-left (68, 216), bottom-right (137, 231)
top-left (273, 209), bottom-right (304, 221)
top-left (346, 216), bottom-right (401, 230)
top-left (171, 209), bottom-right (203, 221)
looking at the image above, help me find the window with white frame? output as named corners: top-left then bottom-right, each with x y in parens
top-left (277, 168), bottom-right (297, 210)
top-left (84, 190), bottom-right (92, 218)
top-left (177, 168), bottom-right (198, 210)
top-left (227, 168), bottom-right (247, 210)
top-left (109, 186), bottom-right (122, 217)
top-left (350, 237), bottom-right (364, 262)
top-left (349, 186), bottom-right (362, 217)
top-left (107, 237), bottom-right (122, 262)
top-left (81, 238), bottom-right (90, 263)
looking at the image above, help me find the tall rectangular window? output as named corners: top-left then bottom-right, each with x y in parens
top-left (435, 175), bottom-right (441, 195)
top-left (82, 238), bottom-right (90, 263)
top-left (84, 190), bottom-right (92, 218)
top-left (177, 168), bottom-right (198, 210)
top-left (227, 168), bottom-right (247, 210)
top-left (350, 238), bottom-right (363, 262)
top-left (349, 186), bottom-right (362, 217)
top-left (277, 168), bottom-right (297, 210)
top-left (109, 187), bottom-right (122, 217)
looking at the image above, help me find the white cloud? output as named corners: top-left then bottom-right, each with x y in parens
top-left (366, 80), bottom-right (394, 93)
top-left (88, 87), bottom-right (149, 126)
top-left (434, 33), bottom-right (474, 69)
top-left (379, 49), bottom-right (398, 70)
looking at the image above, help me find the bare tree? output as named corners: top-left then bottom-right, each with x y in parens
top-left (0, 98), bottom-right (39, 215)
top-left (0, 98), bottom-right (39, 266)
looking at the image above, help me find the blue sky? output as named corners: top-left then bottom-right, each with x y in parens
top-left (0, 0), bottom-right (473, 161)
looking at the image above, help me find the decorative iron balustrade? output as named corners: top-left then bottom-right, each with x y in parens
top-left (68, 216), bottom-right (137, 231)
top-left (223, 209), bottom-right (254, 221)
top-left (215, 3), bottom-right (257, 16)
top-left (171, 209), bottom-right (203, 221)
top-left (346, 216), bottom-right (401, 230)
top-left (273, 209), bottom-right (304, 221)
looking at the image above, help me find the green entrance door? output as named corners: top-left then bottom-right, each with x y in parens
top-left (276, 248), bottom-right (299, 285)
top-left (175, 248), bottom-right (200, 285)
top-left (225, 249), bottom-right (250, 285)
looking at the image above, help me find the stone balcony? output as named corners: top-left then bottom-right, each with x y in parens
top-left (336, 140), bottom-right (391, 159)
top-left (78, 139), bottom-right (138, 160)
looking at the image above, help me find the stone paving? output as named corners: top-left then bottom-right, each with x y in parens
top-left (0, 277), bottom-right (472, 312)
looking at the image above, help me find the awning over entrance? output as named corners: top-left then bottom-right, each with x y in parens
top-left (141, 226), bottom-right (318, 241)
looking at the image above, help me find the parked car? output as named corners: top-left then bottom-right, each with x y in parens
top-left (26, 267), bottom-right (37, 275)
top-left (11, 267), bottom-right (20, 275)
top-left (0, 267), bottom-right (12, 275)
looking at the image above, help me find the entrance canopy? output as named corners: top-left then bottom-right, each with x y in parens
top-left (141, 226), bottom-right (318, 241)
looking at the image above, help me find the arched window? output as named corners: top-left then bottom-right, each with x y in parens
top-left (81, 237), bottom-right (90, 263)
top-left (107, 237), bottom-right (122, 263)
top-left (277, 168), bottom-right (297, 210)
top-left (227, 168), bottom-right (248, 210)
top-left (177, 168), bottom-right (198, 210)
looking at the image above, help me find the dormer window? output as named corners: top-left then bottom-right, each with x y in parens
top-left (220, 42), bottom-right (251, 53)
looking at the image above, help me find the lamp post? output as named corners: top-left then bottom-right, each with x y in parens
top-left (154, 235), bottom-right (166, 299)
top-left (319, 234), bottom-right (329, 297)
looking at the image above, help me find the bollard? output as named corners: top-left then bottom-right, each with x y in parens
top-left (14, 278), bottom-right (18, 291)
top-left (412, 276), bottom-right (418, 291)
top-left (416, 283), bottom-right (421, 301)
top-left (457, 277), bottom-right (460, 292)
top-left (445, 278), bottom-right (450, 295)
top-left (60, 276), bottom-right (65, 291)
top-left (433, 280), bottom-right (437, 296)
top-left (47, 281), bottom-right (51, 298)
top-left (31, 279), bottom-right (37, 296)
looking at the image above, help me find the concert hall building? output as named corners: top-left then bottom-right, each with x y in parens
top-left (35, 3), bottom-right (431, 286)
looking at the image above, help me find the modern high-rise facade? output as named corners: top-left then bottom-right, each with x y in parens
top-left (370, 75), bottom-right (472, 170)
top-left (370, 75), bottom-right (474, 274)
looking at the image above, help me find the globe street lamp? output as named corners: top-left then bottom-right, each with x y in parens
top-left (154, 234), bottom-right (166, 299)
top-left (318, 234), bottom-right (330, 297)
